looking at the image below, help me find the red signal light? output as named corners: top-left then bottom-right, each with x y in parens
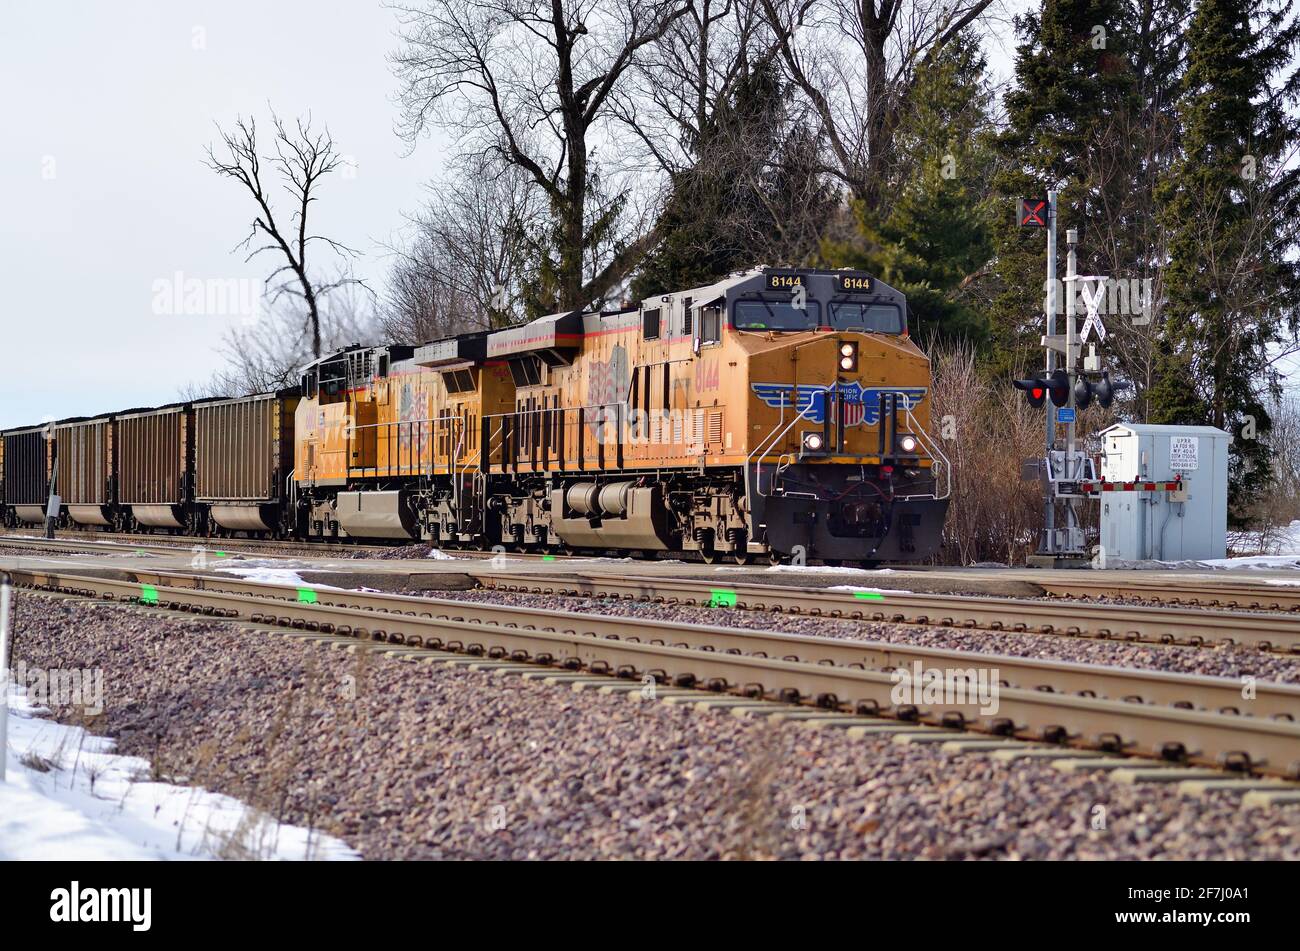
top-left (1031, 387), bottom-right (1044, 400)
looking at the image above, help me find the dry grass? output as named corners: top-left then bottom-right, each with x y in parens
top-left (926, 343), bottom-right (1113, 564)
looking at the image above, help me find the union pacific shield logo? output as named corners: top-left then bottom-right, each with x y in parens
top-left (750, 383), bottom-right (927, 426)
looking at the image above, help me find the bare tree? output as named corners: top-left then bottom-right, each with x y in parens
top-left (759, 0), bottom-right (998, 206)
top-left (611, 0), bottom-right (784, 176)
top-left (382, 159), bottom-right (543, 343)
top-left (181, 279), bottom-right (379, 399)
top-left (206, 112), bottom-right (370, 359)
top-left (390, 0), bottom-right (693, 310)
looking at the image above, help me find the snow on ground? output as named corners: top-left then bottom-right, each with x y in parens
top-left (712, 563), bottom-right (898, 576)
top-left (1226, 520), bottom-right (1300, 560)
top-left (826, 585), bottom-right (914, 595)
top-left (212, 563), bottom-right (345, 588)
top-left (0, 684), bottom-right (357, 861)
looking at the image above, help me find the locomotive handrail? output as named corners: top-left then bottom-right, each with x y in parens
top-left (746, 400), bottom-right (816, 501)
top-left (900, 407), bottom-right (952, 502)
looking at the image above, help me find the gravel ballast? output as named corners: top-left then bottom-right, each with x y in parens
top-left (8, 592), bottom-right (1300, 860)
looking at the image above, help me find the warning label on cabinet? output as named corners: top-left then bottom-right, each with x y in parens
top-left (1169, 436), bottom-right (1199, 472)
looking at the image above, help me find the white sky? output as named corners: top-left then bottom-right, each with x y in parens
top-left (0, 1), bottom-right (444, 428)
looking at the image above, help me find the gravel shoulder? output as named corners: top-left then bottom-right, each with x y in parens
top-left (10, 592), bottom-right (1300, 860)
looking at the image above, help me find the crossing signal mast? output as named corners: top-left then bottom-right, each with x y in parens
top-left (1013, 192), bottom-right (1127, 566)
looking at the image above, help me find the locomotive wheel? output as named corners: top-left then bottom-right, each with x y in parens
top-left (730, 551), bottom-right (753, 565)
top-left (766, 550), bottom-right (785, 566)
top-left (699, 547), bottom-right (719, 564)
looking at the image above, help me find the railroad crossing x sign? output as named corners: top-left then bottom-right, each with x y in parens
top-left (1075, 276), bottom-right (1108, 343)
top-left (1019, 198), bottom-right (1047, 227)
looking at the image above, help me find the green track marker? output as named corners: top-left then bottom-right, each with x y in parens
top-left (708, 589), bottom-right (738, 608)
top-left (140, 584), bottom-right (159, 605)
top-left (542, 555), bottom-right (555, 562)
top-left (215, 551), bottom-right (228, 557)
top-left (852, 591), bottom-right (884, 601)
top-left (297, 589), bottom-right (318, 604)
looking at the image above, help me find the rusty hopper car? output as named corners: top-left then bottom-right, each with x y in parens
top-left (54, 415), bottom-right (116, 528)
top-left (2, 424), bottom-right (54, 526)
top-left (115, 402), bottom-right (202, 532)
top-left (195, 390), bottom-right (299, 535)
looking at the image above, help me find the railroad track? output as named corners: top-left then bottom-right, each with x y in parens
top-left (0, 530), bottom-right (387, 561)
top-left (0, 530), bottom-right (585, 565)
top-left (1033, 575), bottom-right (1300, 612)
top-left (472, 571), bottom-right (1300, 654)
top-left (7, 530), bottom-right (1298, 612)
top-left (6, 564), bottom-right (1300, 779)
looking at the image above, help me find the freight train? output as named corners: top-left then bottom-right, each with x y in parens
top-left (1, 268), bottom-right (950, 565)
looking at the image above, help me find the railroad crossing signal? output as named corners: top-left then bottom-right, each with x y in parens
top-left (1014, 369), bottom-right (1071, 409)
top-left (1019, 198), bottom-right (1047, 227)
top-left (1074, 371), bottom-right (1118, 409)
top-left (1013, 376), bottom-right (1047, 408)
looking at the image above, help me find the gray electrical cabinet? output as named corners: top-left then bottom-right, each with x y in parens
top-left (1097, 424), bottom-right (1229, 562)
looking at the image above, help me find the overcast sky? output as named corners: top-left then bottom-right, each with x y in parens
top-left (6, 1), bottom-right (1285, 432)
top-left (0, 1), bottom-right (446, 428)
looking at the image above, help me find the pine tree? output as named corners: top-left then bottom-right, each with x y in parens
top-left (823, 30), bottom-right (997, 348)
top-left (1153, 0), bottom-right (1300, 516)
top-left (988, 0), bottom-right (1140, 378)
top-left (632, 63), bottom-right (836, 300)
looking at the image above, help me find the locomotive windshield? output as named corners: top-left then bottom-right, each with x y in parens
top-left (829, 302), bottom-right (903, 334)
top-left (732, 299), bottom-right (821, 330)
top-left (732, 298), bottom-right (903, 334)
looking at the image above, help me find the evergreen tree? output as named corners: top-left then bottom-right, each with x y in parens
top-left (1152, 0), bottom-right (1300, 516)
top-left (988, 0), bottom-right (1139, 378)
top-left (823, 30), bottom-right (997, 348)
top-left (632, 63), bottom-right (836, 300)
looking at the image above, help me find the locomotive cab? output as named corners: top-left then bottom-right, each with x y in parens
top-left (709, 268), bottom-right (950, 564)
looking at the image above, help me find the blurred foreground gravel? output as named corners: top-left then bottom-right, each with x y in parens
top-left (11, 593), bottom-right (1300, 860)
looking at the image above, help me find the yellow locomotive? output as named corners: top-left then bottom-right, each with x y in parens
top-left (294, 267), bottom-right (949, 564)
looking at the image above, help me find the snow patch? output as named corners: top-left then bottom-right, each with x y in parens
top-left (1228, 519), bottom-right (1300, 557)
top-left (213, 564), bottom-right (347, 588)
top-left (1, 684), bottom-right (356, 861)
top-left (826, 585), bottom-right (914, 595)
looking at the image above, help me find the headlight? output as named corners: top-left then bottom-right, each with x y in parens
top-left (839, 343), bottom-right (855, 357)
top-left (803, 432), bottom-right (825, 452)
top-left (839, 355), bottom-right (855, 370)
top-left (898, 434), bottom-right (918, 453)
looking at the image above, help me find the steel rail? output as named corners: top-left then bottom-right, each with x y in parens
top-left (1033, 576), bottom-right (1300, 612)
top-left (472, 571), bottom-right (1300, 653)
top-left (8, 566), bottom-right (1300, 777)
top-left (0, 531), bottom-right (545, 563)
